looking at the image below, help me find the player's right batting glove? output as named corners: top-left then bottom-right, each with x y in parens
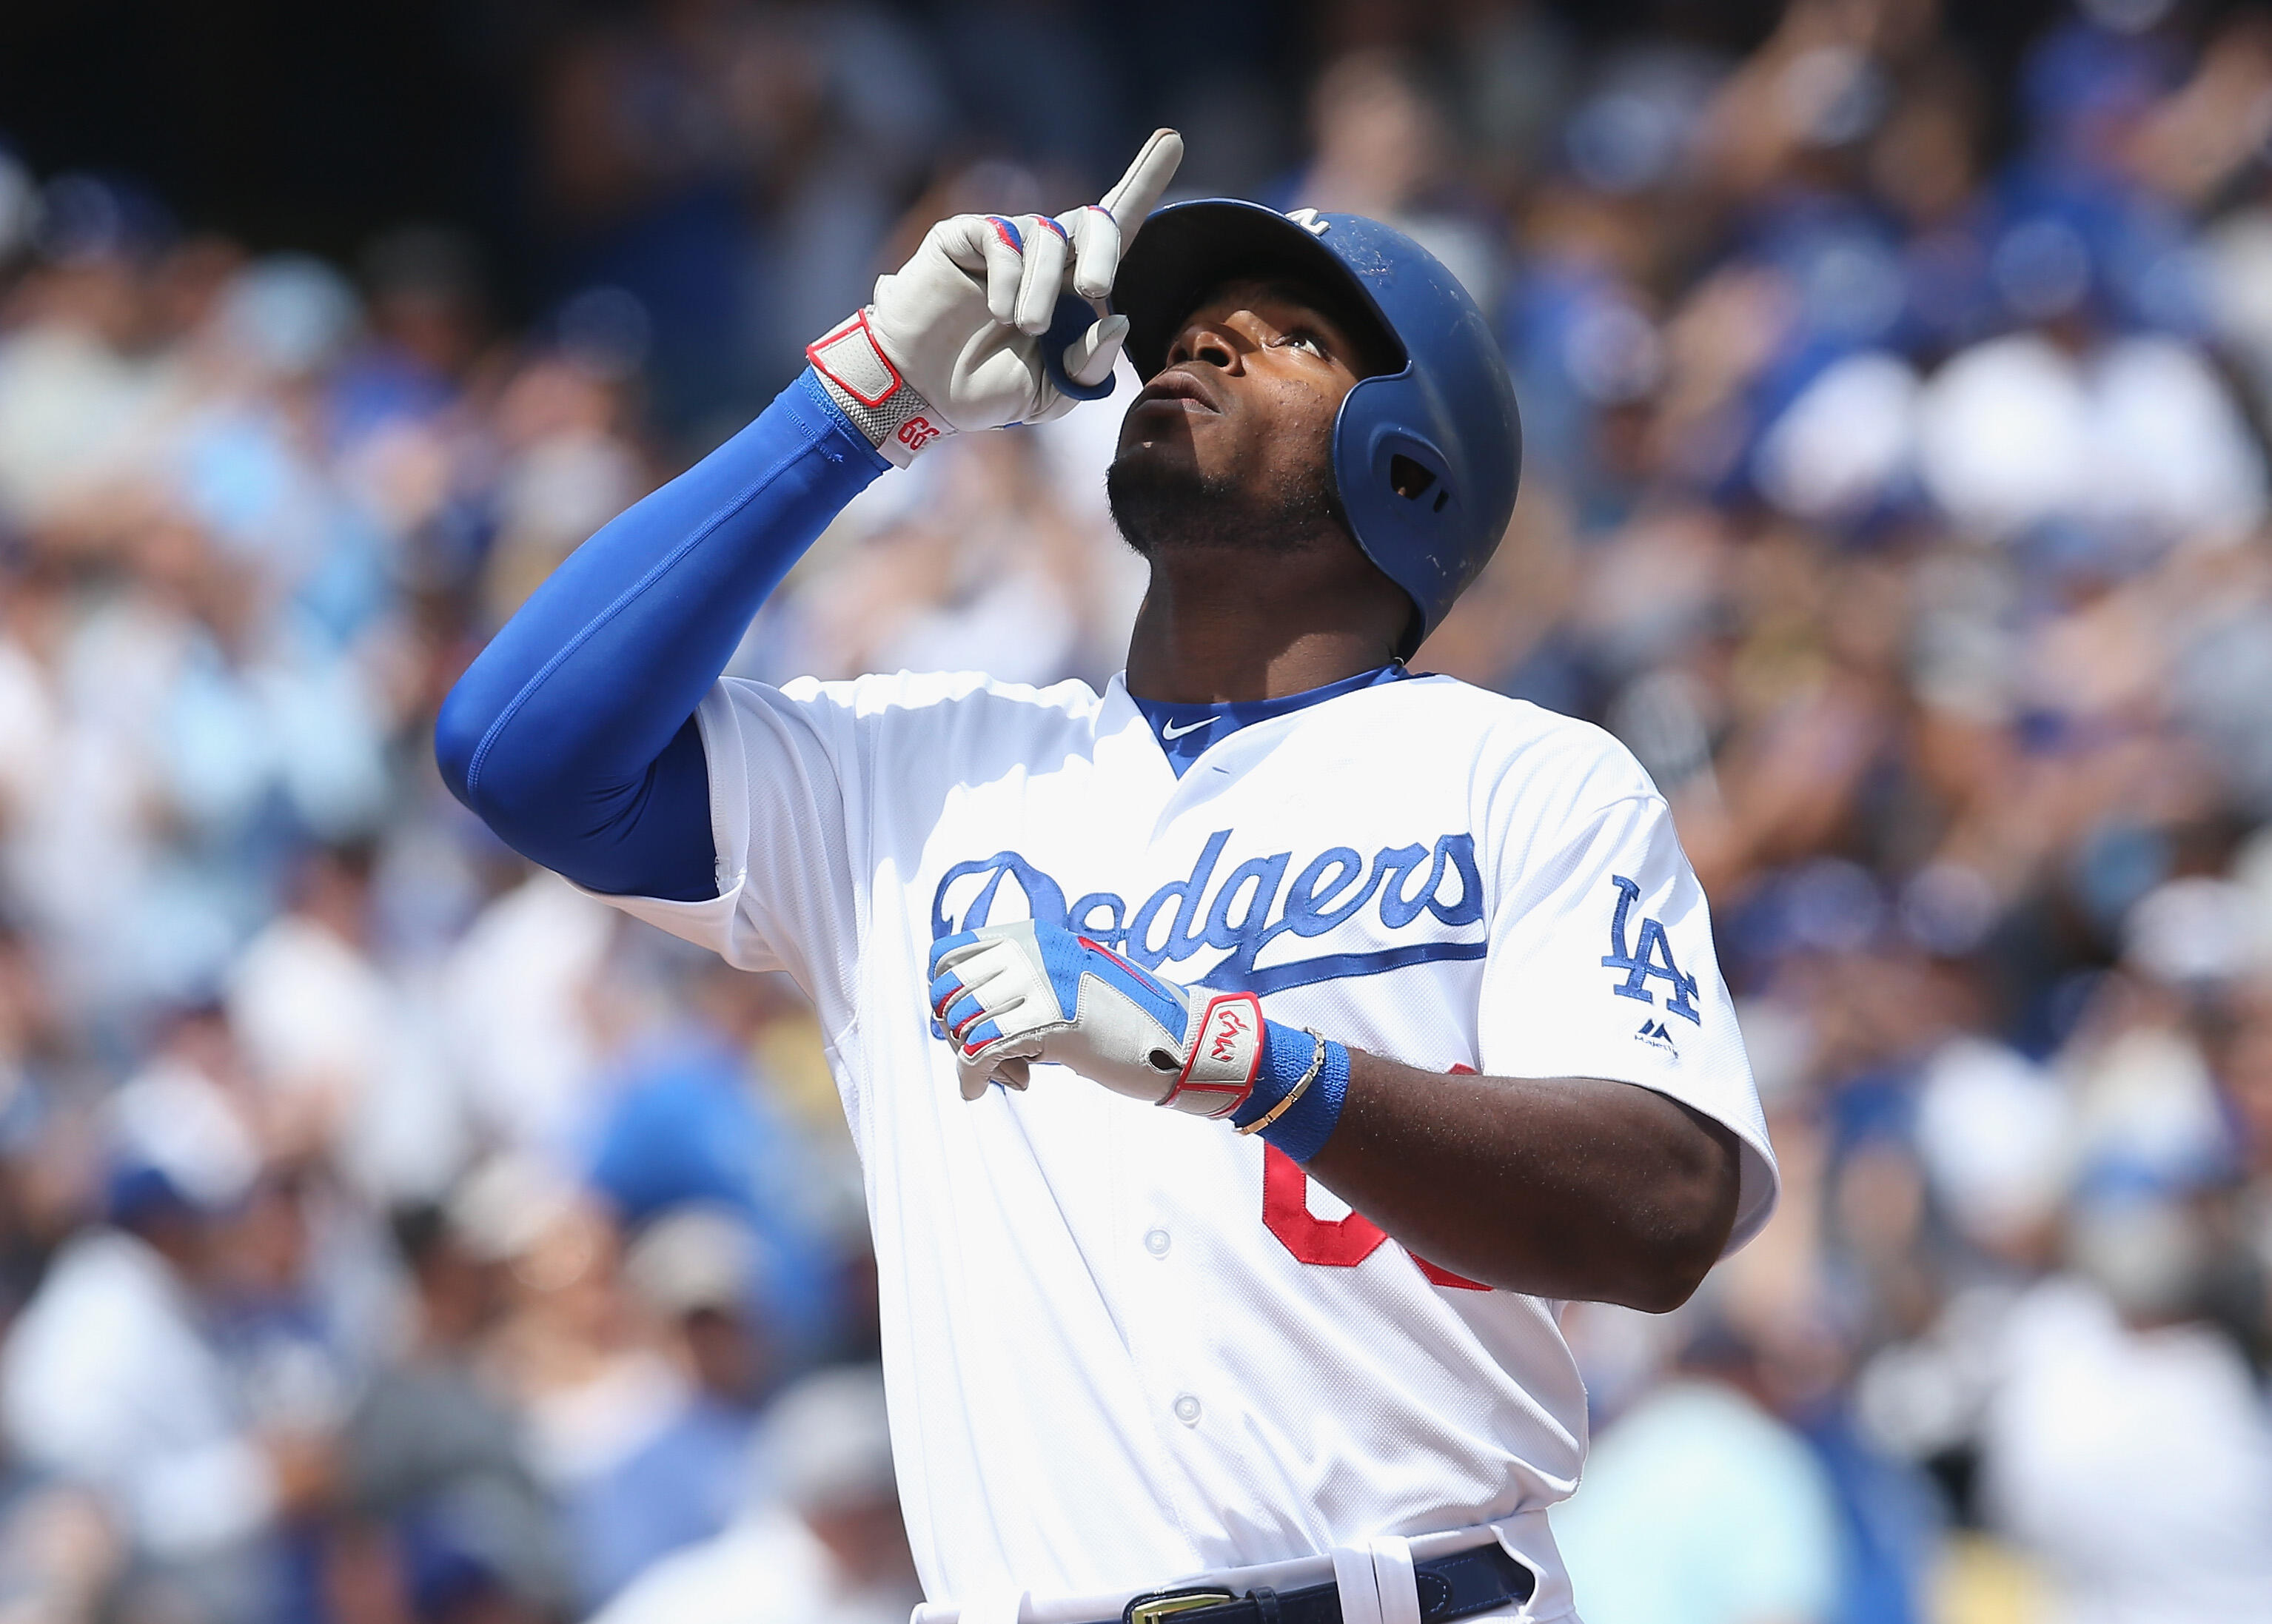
top-left (805, 129), bottom-right (1183, 466)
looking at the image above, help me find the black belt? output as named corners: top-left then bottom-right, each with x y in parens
top-left (1105, 1544), bottom-right (1535, 1624)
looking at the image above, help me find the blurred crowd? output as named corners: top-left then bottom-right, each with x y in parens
top-left (1, 1), bottom-right (2271, 1622)
top-left (0, 98), bottom-right (910, 1624)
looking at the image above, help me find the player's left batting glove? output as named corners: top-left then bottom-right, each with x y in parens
top-left (805, 129), bottom-right (1182, 466)
top-left (928, 920), bottom-right (1269, 1115)
top-left (928, 922), bottom-right (1355, 1158)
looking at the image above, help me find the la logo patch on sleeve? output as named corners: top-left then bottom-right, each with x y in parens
top-left (1601, 876), bottom-right (1701, 1024)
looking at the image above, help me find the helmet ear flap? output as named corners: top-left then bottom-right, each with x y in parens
top-left (1333, 378), bottom-right (1472, 652)
top-left (1369, 431), bottom-right (1464, 660)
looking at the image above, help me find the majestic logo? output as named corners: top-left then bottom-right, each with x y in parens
top-left (932, 830), bottom-right (1485, 995)
top-left (1603, 876), bottom-right (1700, 1024)
top-left (1633, 1018), bottom-right (1678, 1055)
top-left (1160, 715), bottom-right (1219, 739)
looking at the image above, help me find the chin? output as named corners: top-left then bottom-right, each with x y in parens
top-left (1107, 446), bottom-right (1216, 557)
top-left (1107, 451), bottom-right (1342, 561)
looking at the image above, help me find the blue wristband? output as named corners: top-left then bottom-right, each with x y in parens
top-left (1231, 1021), bottom-right (1350, 1163)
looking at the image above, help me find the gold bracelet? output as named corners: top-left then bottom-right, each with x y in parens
top-left (1236, 1030), bottom-right (1327, 1136)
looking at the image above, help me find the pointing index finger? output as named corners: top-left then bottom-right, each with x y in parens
top-left (1065, 129), bottom-right (1184, 301)
top-left (1099, 128), bottom-right (1184, 229)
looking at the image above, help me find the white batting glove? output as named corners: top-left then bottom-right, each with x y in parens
top-left (927, 919), bottom-right (1265, 1116)
top-left (806, 129), bottom-right (1183, 465)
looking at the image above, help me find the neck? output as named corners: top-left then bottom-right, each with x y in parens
top-left (1123, 552), bottom-right (1403, 705)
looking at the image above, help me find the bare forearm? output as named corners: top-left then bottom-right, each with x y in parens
top-left (1303, 1051), bottom-right (1740, 1311)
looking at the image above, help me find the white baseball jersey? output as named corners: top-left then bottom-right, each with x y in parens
top-left (591, 669), bottom-right (1777, 1624)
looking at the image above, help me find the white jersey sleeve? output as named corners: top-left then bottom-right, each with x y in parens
top-left (575, 675), bottom-right (874, 1030)
top-left (1473, 732), bottom-right (1777, 1249)
top-left (580, 670), bottom-right (1095, 1040)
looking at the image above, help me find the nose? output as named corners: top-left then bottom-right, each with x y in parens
top-left (1165, 315), bottom-right (1240, 372)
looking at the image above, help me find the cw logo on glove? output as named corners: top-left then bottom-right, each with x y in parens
top-left (928, 919), bottom-right (1262, 1116)
top-left (808, 128), bottom-right (1184, 463)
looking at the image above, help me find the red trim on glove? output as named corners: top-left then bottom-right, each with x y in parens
top-left (1161, 992), bottom-right (1264, 1118)
top-left (1076, 937), bottom-right (1174, 998)
top-left (805, 310), bottom-right (905, 409)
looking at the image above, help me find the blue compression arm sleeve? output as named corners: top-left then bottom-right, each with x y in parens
top-left (435, 370), bottom-right (888, 901)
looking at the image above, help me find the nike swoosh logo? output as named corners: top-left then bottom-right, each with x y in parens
top-left (1160, 716), bottom-right (1220, 740)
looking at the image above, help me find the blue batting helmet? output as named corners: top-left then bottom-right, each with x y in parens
top-left (1110, 200), bottom-right (1522, 657)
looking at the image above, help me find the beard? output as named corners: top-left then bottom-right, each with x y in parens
top-left (1105, 444), bottom-right (1353, 559)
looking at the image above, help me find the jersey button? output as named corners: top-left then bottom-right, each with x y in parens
top-left (1145, 1228), bottom-right (1171, 1257)
top-left (1173, 1393), bottom-right (1202, 1426)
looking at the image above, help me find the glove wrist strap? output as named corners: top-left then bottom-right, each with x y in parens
top-left (1159, 992), bottom-right (1265, 1118)
top-left (807, 311), bottom-right (951, 466)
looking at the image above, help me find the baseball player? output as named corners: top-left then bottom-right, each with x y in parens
top-left (438, 130), bottom-right (1776, 1624)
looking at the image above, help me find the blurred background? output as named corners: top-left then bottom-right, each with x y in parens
top-left (0, 0), bottom-right (2269, 1620)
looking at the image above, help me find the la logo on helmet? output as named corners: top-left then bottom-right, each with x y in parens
top-left (1284, 208), bottom-right (1330, 235)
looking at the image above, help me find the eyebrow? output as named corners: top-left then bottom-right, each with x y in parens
top-left (1197, 281), bottom-right (1355, 349)
top-left (1179, 278), bottom-right (1397, 378)
top-left (1247, 283), bottom-right (1393, 375)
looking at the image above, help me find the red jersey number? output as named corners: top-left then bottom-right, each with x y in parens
top-left (1258, 1060), bottom-right (1492, 1292)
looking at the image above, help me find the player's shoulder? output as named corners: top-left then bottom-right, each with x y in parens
top-left (1381, 674), bottom-right (1662, 805)
top-left (733, 668), bottom-right (1105, 728)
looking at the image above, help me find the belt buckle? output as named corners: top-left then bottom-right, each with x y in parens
top-left (1122, 1590), bottom-right (1236, 1624)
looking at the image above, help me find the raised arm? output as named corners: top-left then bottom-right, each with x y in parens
top-left (433, 378), bottom-right (886, 900)
top-left (437, 132), bottom-right (1184, 900)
